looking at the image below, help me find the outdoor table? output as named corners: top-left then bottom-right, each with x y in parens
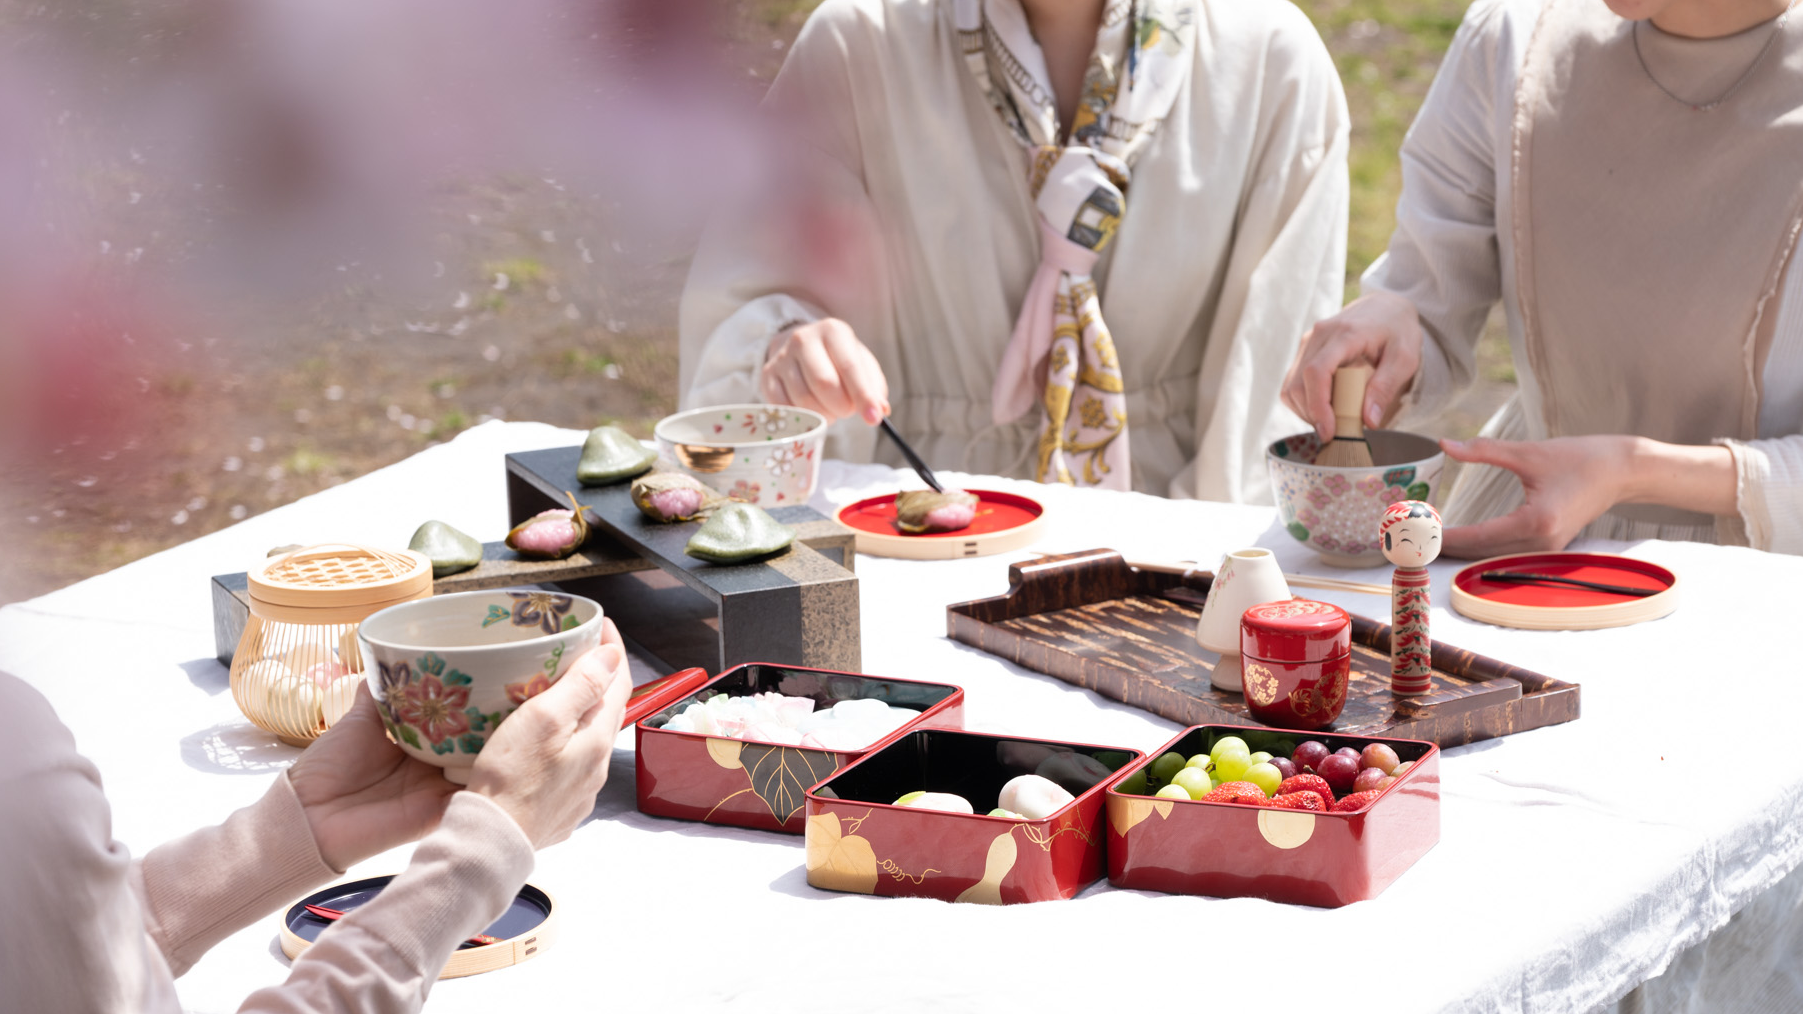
top-left (4, 420), bottom-right (1801, 1013)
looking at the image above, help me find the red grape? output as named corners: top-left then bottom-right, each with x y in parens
top-left (1270, 757), bottom-right (1299, 781)
top-left (1292, 741), bottom-right (1330, 772)
top-left (1353, 767), bottom-right (1387, 793)
top-left (1359, 743), bottom-right (1400, 775)
top-left (1392, 761), bottom-right (1415, 777)
top-left (1334, 747), bottom-right (1360, 761)
top-left (1317, 754), bottom-right (1359, 794)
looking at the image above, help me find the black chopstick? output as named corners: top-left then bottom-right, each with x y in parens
top-left (1479, 571), bottom-right (1658, 597)
top-left (878, 417), bottom-right (943, 493)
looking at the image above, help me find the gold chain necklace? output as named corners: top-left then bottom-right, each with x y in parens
top-left (1632, 0), bottom-right (1798, 112)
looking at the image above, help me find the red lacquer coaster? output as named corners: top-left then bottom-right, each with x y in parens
top-left (1449, 552), bottom-right (1678, 630)
top-left (834, 490), bottom-right (1046, 559)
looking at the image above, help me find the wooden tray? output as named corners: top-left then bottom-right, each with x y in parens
top-left (946, 549), bottom-right (1579, 749)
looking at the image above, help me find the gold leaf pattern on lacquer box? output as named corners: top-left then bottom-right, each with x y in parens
top-left (805, 812), bottom-right (878, 894)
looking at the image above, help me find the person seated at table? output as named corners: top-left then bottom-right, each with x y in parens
top-left (1282, 0), bottom-right (1803, 558)
top-left (0, 623), bottom-right (633, 1013)
top-left (680, 0), bottom-right (1349, 501)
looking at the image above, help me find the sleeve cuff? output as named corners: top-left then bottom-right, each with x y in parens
top-left (682, 294), bottom-right (824, 410)
top-left (140, 772), bottom-right (339, 976)
top-left (1717, 437), bottom-right (1803, 554)
top-left (337, 790), bottom-right (535, 975)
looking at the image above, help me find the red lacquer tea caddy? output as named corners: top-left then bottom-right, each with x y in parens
top-left (1239, 599), bottom-right (1352, 731)
top-left (635, 662), bottom-right (964, 834)
top-left (804, 728), bottom-right (1142, 904)
top-left (1107, 724), bottom-right (1439, 907)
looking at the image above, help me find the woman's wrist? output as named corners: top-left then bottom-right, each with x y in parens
top-left (1617, 436), bottom-right (1739, 515)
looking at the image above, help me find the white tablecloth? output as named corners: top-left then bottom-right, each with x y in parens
top-left (6, 420), bottom-right (1803, 1014)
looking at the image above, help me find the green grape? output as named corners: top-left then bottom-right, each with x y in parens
top-left (1183, 753), bottom-right (1212, 769)
top-left (1154, 783), bottom-right (1191, 800)
top-left (1249, 751), bottom-right (1273, 765)
top-left (1149, 752), bottom-right (1187, 785)
top-left (1243, 762), bottom-right (1283, 796)
top-left (1117, 770), bottom-right (1149, 796)
top-left (1212, 744), bottom-right (1253, 782)
top-left (1210, 736), bottom-right (1249, 762)
top-left (1171, 767), bottom-right (1213, 799)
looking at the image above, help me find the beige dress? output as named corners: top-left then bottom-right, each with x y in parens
top-left (679, 0), bottom-right (1350, 502)
top-left (1367, 0), bottom-right (1803, 554)
top-left (0, 672), bottom-right (535, 1013)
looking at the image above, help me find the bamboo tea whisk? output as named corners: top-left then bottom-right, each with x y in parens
top-left (1313, 364), bottom-right (1376, 468)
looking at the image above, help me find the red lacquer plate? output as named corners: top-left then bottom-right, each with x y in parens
top-left (834, 489), bottom-right (1047, 560)
top-left (1450, 552), bottom-right (1679, 630)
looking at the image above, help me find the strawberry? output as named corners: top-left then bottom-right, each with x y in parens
top-left (1333, 790), bottom-right (1383, 812)
top-left (1202, 781), bottom-right (1269, 806)
top-left (1270, 790), bottom-right (1330, 812)
top-left (1279, 774), bottom-right (1334, 803)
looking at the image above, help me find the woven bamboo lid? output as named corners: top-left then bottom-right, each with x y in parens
top-left (248, 545), bottom-right (433, 624)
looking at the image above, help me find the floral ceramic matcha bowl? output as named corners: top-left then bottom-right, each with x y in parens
top-left (357, 589), bottom-right (603, 783)
top-left (654, 403), bottom-right (826, 507)
top-left (1266, 430), bottom-right (1445, 568)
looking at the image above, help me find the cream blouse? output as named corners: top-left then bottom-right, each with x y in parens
top-left (679, 0), bottom-right (1350, 503)
top-left (0, 672), bottom-right (535, 1013)
top-left (1367, 0), bottom-right (1803, 554)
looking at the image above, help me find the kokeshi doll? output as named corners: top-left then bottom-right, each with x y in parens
top-left (1380, 500), bottom-right (1442, 695)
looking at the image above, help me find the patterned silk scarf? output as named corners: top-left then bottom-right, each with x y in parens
top-left (959, 0), bottom-right (1195, 488)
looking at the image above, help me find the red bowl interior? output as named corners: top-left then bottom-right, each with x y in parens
top-left (1454, 553), bottom-right (1674, 608)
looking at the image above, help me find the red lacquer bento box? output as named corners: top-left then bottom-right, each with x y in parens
top-left (1106, 725), bottom-right (1439, 907)
top-left (635, 663), bottom-right (964, 834)
top-left (804, 728), bottom-right (1142, 904)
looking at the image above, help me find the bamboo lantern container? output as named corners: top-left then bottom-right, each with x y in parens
top-left (230, 545), bottom-right (433, 747)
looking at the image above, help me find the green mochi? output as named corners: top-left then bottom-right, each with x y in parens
top-left (408, 520), bottom-right (483, 577)
top-left (576, 425), bottom-right (657, 485)
top-left (684, 502), bottom-right (795, 563)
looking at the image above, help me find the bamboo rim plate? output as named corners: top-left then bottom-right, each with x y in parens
top-left (834, 489), bottom-right (1046, 560)
top-left (1449, 552), bottom-right (1678, 630)
top-left (280, 876), bottom-right (556, 978)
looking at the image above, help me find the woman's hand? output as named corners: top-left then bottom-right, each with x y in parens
top-left (289, 684), bottom-right (460, 872)
top-left (466, 620), bottom-right (633, 848)
top-left (1440, 435), bottom-right (1740, 558)
top-left (762, 318), bottom-right (890, 425)
top-left (1283, 292), bottom-right (1424, 440)
top-left (1438, 435), bottom-right (1639, 557)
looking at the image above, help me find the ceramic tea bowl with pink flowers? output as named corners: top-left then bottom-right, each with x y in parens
top-left (1266, 430), bottom-right (1445, 568)
top-left (357, 589), bottom-right (603, 783)
top-left (654, 403), bottom-right (826, 508)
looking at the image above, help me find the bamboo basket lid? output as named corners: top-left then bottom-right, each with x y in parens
top-left (248, 545), bottom-right (433, 624)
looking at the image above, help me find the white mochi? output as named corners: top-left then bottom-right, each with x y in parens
top-left (997, 774), bottom-right (1075, 820)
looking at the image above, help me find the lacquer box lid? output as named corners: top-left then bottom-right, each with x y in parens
top-left (1240, 599), bottom-right (1350, 662)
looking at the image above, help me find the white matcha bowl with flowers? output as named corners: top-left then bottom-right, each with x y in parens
top-left (357, 589), bottom-right (603, 783)
top-left (653, 403), bottom-right (827, 507)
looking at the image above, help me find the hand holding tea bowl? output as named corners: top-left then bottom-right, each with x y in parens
top-left (290, 628), bottom-right (632, 865)
top-left (357, 589), bottom-right (607, 784)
